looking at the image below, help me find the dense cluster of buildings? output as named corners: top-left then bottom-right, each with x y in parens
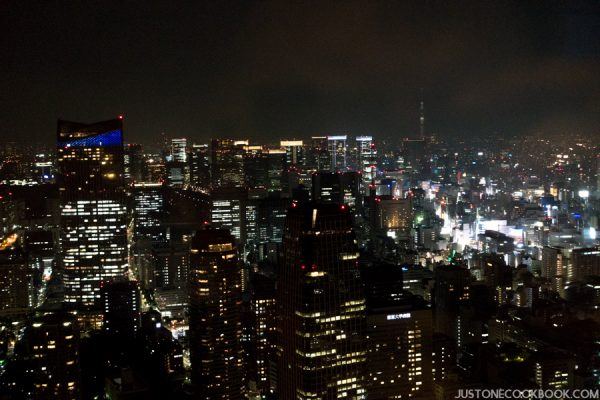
top-left (0, 118), bottom-right (598, 399)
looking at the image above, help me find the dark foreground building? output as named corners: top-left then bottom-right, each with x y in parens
top-left (189, 228), bottom-right (244, 399)
top-left (278, 202), bottom-right (367, 399)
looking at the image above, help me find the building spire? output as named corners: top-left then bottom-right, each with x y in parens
top-left (419, 88), bottom-right (425, 140)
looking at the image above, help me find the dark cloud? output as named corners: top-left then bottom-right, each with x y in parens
top-left (1, 1), bottom-right (599, 145)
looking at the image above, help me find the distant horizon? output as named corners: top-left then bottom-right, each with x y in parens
top-left (3, 1), bottom-right (599, 145)
top-left (5, 115), bottom-right (600, 149)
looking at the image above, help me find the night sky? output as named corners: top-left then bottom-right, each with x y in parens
top-left (2, 1), bottom-right (599, 145)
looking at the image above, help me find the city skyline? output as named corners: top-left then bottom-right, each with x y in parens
top-left (0, 2), bottom-right (599, 399)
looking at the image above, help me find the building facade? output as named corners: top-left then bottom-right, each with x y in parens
top-left (278, 202), bottom-right (367, 399)
top-left (57, 119), bottom-right (128, 313)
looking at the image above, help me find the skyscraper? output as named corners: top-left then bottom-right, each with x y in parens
top-left (189, 143), bottom-right (211, 190)
top-left (308, 136), bottom-right (330, 171)
top-left (189, 228), bottom-right (244, 399)
top-left (327, 135), bottom-right (348, 171)
top-left (210, 187), bottom-right (247, 247)
top-left (167, 138), bottom-right (189, 187)
top-left (132, 182), bottom-right (164, 241)
top-left (170, 138), bottom-right (187, 163)
top-left (211, 139), bottom-right (245, 188)
top-left (278, 202), bottom-right (367, 399)
top-left (123, 143), bottom-right (143, 183)
top-left (57, 119), bottom-right (128, 315)
top-left (248, 273), bottom-right (277, 396)
top-left (101, 279), bottom-right (141, 339)
top-left (355, 136), bottom-right (376, 190)
top-left (280, 140), bottom-right (305, 167)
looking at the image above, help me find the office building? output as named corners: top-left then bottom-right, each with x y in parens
top-left (18, 313), bottom-right (81, 400)
top-left (101, 279), bottom-right (141, 339)
top-left (370, 195), bottom-right (413, 239)
top-left (280, 140), bottom-right (305, 167)
top-left (211, 139), bottom-right (245, 188)
top-left (151, 239), bottom-right (190, 290)
top-left (312, 171), bottom-right (361, 207)
top-left (308, 136), bottom-right (330, 171)
top-left (366, 297), bottom-right (433, 398)
top-left (57, 119), bottom-right (128, 313)
top-left (123, 143), bottom-right (144, 183)
top-left (248, 273), bottom-right (277, 396)
top-left (189, 228), bottom-right (244, 399)
top-left (542, 246), bottom-right (567, 294)
top-left (278, 202), bottom-right (367, 399)
top-left (170, 138), bottom-right (187, 163)
top-left (570, 247), bottom-right (600, 282)
top-left (132, 182), bottom-right (164, 241)
top-left (189, 143), bottom-right (211, 189)
top-left (433, 265), bottom-right (471, 338)
top-left (327, 135), bottom-right (348, 171)
top-left (242, 147), bottom-right (285, 192)
top-left (355, 136), bottom-right (376, 190)
top-left (211, 187), bottom-right (246, 242)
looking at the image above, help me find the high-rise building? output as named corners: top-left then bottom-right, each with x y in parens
top-left (132, 182), bottom-right (164, 241)
top-left (433, 265), bottom-right (471, 340)
top-left (312, 171), bottom-right (361, 207)
top-left (136, 310), bottom-right (185, 385)
top-left (210, 187), bottom-right (247, 246)
top-left (170, 138), bottom-right (187, 163)
top-left (166, 161), bottom-right (187, 188)
top-left (370, 195), bottom-right (413, 240)
top-left (57, 119), bottom-right (128, 313)
top-left (355, 136), bottom-right (376, 190)
top-left (308, 136), bottom-right (330, 171)
top-left (242, 146), bottom-right (285, 192)
top-left (570, 247), bottom-right (600, 282)
top-left (18, 313), bottom-right (81, 400)
top-left (280, 140), bottom-right (305, 167)
top-left (327, 135), bottom-right (348, 171)
top-left (256, 194), bottom-right (289, 245)
top-left (542, 246), bottom-right (567, 294)
top-left (189, 143), bottom-right (211, 190)
top-left (278, 202), bottom-right (367, 399)
top-left (243, 146), bottom-right (269, 189)
top-left (101, 279), bottom-right (141, 339)
top-left (167, 138), bottom-right (189, 188)
top-left (361, 262), bottom-right (433, 400)
top-left (189, 228), bottom-right (244, 399)
top-left (151, 239), bottom-right (190, 290)
top-left (265, 149), bottom-right (285, 192)
top-left (211, 139), bottom-right (245, 188)
top-left (432, 333), bottom-right (457, 382)
top-left (365, 291), bottom-right (433, 398)
top-left (123, 143), bottom-right (144, 183)
top-left (248, 273), bottom-right (277, 396)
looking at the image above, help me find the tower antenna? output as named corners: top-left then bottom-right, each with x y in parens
top-left (419, 88), bottom-right (425, 140)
